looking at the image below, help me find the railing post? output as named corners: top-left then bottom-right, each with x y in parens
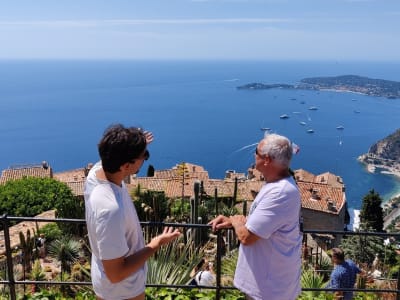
top-left (216, 230), bottom-right (223, 300)
top-left (1, 214), bottom-right (17, 300)
top-left (397, 264), bottom-right (400, 300)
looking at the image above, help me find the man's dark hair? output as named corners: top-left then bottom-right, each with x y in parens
top-left (98, 124), bottom-right (147, 173)
top-left (331, 248), bottom-right (345, 263)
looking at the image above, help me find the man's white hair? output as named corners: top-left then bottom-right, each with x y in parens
top-left (259, 134), bottom-right (292, 168)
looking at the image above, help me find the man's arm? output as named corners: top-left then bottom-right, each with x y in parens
top-left (102, 227), bottom-right (180, 283)
top-left (230, 215), bottom-right (260, 246)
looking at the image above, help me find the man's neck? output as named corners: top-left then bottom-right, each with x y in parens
top-left (96, 168), bottom-right (124, 186)
top-left (264, 168), bottom-right (290, 183)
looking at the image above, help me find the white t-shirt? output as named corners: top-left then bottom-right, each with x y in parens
top-left (234, 177), bottom-right (302, 300)
top-left (84, 161), bottom-right (146, 300)
top-left (195, 270), bottom-right (215, 286)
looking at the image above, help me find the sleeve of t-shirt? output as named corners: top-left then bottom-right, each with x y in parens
top-left (91, 186), bottom-right (129, 260)
top-left (246, 184), bottom-right (292, 240)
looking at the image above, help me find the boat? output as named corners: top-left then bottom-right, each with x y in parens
top-left (299, 121), bottom-right (306, 126)
top-left (336, 125), bottom-right (344, 130)
top-left (308, 106), bottom-right (318, 110)
top-left (260, 127), bottom-right (271, 131)
top-left (292, 111), bottom-right (301, 114)
top-left (307, 129), bottom-right (314, 133)
top-left (280, 114), bottom-right (289, 119)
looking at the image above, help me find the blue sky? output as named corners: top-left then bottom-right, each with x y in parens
top-left (1, 0), bottom-right (399, 61)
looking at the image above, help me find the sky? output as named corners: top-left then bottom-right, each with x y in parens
top-left (0, 0), bottom-right (399, 61)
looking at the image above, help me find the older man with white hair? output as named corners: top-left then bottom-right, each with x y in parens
top-left (209, 134), bottom-right (302, 300)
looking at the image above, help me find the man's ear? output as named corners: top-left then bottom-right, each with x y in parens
top-left (121, 162), bottom-right (132, 171)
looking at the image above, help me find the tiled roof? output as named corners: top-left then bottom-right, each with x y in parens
top-left (294, 169), bottom-right (316, 183)
top-left (129, 175), bottom-right (264, 201)
top-left (63, 181), bottom-right (85, 197)
top-left (53, 168), bottom-right (89, 197)
top-left (297, 182), bottom-right (345, 215)
top-left (0, 163), bottom-right (52, 184)
top-left (53, 168), bottom-right (87, 182)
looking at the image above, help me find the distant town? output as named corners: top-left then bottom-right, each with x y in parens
top-left (237, 75), bottom-right (400, 99)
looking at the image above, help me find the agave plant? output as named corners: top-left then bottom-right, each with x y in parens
top-left (29, 259), bottom-right (46, 293)
top-left (300, 268), bottom-right (327, 299)
top-left (147, 236), bottom-right (205, 285)
top-left (47, 236), bottom-right (81, 278)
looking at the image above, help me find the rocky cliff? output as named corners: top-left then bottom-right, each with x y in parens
top-left (368, 129), bottom-right (400, 162)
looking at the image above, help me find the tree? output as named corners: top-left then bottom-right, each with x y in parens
top-left (359, 189), bottom-right (384, 232)
top-left (340, 230), bottom-right (385, 266)
top-left (0, 177), bottom-right (84, 233)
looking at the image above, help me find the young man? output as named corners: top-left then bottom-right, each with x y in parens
top-left (85, 124), bottom-right (180, 300)
top-left (209, 133), bottom-right (302, 300)
top-left (328, 248), bottom-right (361, 300)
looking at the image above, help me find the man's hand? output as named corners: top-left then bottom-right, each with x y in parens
top-left (148, 227), bottom-right (181, 250)
top-left (144, 131), bottom-right (154, 145)
top-left (230, 215), bottom-right (247, 228)
top-left (208, 215), bottom-right (232, 232)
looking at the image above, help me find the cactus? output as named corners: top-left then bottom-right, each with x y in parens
top-left (19, 229), bottom-right (37, 274)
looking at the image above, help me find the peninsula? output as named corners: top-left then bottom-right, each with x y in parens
top-left (237, 75), bottom-right (400, 99)
top-left (358, 128), bottom-right (400, 178)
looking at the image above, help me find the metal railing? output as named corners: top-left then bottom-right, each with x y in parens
top-left (1, 214), bottom-right (400, 300)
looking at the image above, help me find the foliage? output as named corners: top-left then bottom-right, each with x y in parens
top-left (0, 177), bottom-right (84, 234)
top-left (48, 236), bottom-right (81, 276)
top-left (0, 177), bottom-right (79, 218)
top-left (145, 287), bottom-right (245, 300)
top-left (220, 249), bottom-right (238, 285)
top-left (340, 230), bottom-right (385, 266)
top-left (147, 236), bottom-right (205, 285)
top-left (132, 187), bottom-right (170, 222)
top-left (299, 268), bottom-right (327, 299)
top-left (38, 223), bottom-right (63, 243)
top-left (29, 260), bottom-right (46, 293)
top-left (19, 288), bottom-right (96, 299)
top-left (359, 190), bottom-right (384, 232)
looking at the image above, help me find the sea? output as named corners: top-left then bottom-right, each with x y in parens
top-left (0, 60), bottom-right (400, 209)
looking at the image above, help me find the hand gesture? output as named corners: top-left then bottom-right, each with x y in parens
top-left (149, 227), bottom-right (181, 249)
top-left (208, 215), bottom-right (232, 232)
top-left (144, 131), bottom-right (154, 145)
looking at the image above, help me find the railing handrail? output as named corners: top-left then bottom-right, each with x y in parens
top-left (1, 214), bottom-right (400, 300)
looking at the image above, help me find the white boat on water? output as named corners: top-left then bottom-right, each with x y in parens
top-left (260, 127), bottom-right (271, 131)
top-left (307, 129), bottom-right (314, 133)
top-left (336, 125), bottom-right (344, 130)
top-left (308, 106), bottom-right (318, 110)
top-left (280, 114), bottom-right (289, 119)
top-left (299, 121), bottom-right (307, 126)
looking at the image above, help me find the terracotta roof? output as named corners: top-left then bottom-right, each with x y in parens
top-left (297, 182), bottom-right (345, 215)
top-left (0, 163), bottom-right (52, 184)
top-left (129, 174), bottom-right (264, 201)
top-left (294, 169), bottom-right (315, 183)
top-left (314, 172), bottom-right (344, 188)
top-left (63, 181), bottom-right (85, 197)
top-left (53, 168), bottom-right (87, 182)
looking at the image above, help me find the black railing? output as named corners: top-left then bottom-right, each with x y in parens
top-left (1, 214), bottom-right (400, 300)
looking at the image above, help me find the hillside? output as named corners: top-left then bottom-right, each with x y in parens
top-left (358, 129), bottom-right (400, 177)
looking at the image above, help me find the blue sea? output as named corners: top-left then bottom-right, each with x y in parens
top-left (1, 60), bottom-right (400, 209)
